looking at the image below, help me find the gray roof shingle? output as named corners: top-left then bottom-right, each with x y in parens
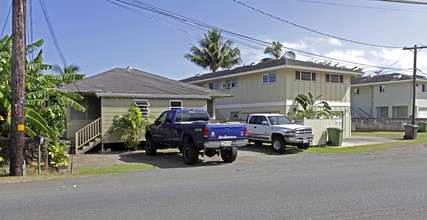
top-left (60, 68), bottom-right (230, 98)
top-left (351, 73), bottom-right (424, 85)
top-left (181, 58), bottom-right (362, 83)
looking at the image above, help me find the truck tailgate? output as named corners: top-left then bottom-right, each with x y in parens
top-left (205, 123), bottom-right (247, 141)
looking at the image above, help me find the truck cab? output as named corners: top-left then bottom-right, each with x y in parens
top-left (246, 113), bottom-right (313, 153)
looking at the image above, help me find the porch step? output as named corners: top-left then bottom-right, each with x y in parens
top-left (76, 137), bottom-right (102, 154)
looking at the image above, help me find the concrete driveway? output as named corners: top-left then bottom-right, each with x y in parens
top-left (341, 135), bottom-right (402, 147)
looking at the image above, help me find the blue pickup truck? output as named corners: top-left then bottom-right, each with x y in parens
top-left (145, 109), bottom-right (248, 165)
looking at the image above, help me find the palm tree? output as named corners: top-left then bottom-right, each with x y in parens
top-left (52, 64), bottom-right (81, 75)
top-left (185, 29), bottom-right (241, 72)
top-left (261, 41), bottom-right (296, 62)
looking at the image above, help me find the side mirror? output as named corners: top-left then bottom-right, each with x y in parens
top-left (262, 121), bottom-right (268, 125)
top-left (165, 118), bottom-right (172, 124)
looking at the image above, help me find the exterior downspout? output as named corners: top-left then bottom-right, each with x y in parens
top-left (100, 97), bottom-right (104, 151)
top-left (370, 85), bottom-right (374, 118)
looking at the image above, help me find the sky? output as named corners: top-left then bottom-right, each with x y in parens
top-left (1, 0), bottom-right (427, 80)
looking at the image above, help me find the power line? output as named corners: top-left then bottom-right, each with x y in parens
top-left (1, 2), bottom-right (12, 37)
top-left (373, 0), bottom-right (427, 5)
top-left (107, 0), bottom-right (408, 71)
top-left (232, 0), bottom-right (402, 49)
top-left (294, 0), bottom-right (427, 13)
top-left (39, 0), bottom-right (67, 66)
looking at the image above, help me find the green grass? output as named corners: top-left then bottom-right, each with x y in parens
top-left (352, 131), bottom-right (427, 138)
top-left (0, 163), bottom-right (156, 183)
top-left (247, 133), bottom-right (427, 155)
top-left (303, 136), bottom-right (427, 154)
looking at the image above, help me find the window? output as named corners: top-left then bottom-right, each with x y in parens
top-left (376, 106), bottom-right (388, 118)
top-left (230, 112), bottom-right (240, 120)
top-left (209, 82), bottom-right (219, 90)
top-left (170, 100), bottom-right (182, 110)
top-left (423, 84), bottom-right (427, 92)
top-left (379, 85), bottom-right (385, 93)
top-left (296, 70), bottom-right (316, 82)
top-left (133, 99), bottom-right (150, 116)
top-left (248, 116), bottom-right (268, 125)
top-left (392, 106), bottom-right (408, 118)
top-left (197, 83), bottom-right (204, 87)
top-left (262, 72), bottom-right (276, 84)
top-left (326, 74), bottom-right (344, 83)
top-left (223, 79), bottom-right (237, 89)
top-left (354, 88), bottom-right (360, 95)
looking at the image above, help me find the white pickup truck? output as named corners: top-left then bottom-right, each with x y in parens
top-left (246, 113), bottom-right (313, 153)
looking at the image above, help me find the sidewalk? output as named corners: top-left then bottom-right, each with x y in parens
top-left (341, 135), bottom-right (402, 147)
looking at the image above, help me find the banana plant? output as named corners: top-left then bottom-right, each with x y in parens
top-left (293, 92), bottom-right (331, 119)
top-left (0, 35), bottom-right (85, 138)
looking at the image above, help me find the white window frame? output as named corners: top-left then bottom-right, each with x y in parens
top-left (230, 112), bottom-right (240, 120)
top-left (354, 88), bottom-right (360, 95)
top-left (170, 100), bottom-right (183, 110)
top-left (262, 72), bottom-right (276, 84)
top-left (422, 84), bottom-right (427, 93)
top-left (296, 70), bottom-right (316, 82)
top-left (223, 79), bottom-right (238, 89)
top-left (209, 82), bottom-right (219, 90)
top-left (133, 99), bottom-right (150, 116)
top-left (379, 85), bottom-right (386, 93)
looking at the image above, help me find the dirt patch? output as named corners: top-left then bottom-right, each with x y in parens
top-left (70, 147), bottom-right (264, 169)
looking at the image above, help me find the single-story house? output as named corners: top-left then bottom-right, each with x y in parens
top-left (61, 67), bottom-right (230, 154)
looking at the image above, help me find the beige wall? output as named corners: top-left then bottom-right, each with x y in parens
top-left (100, 97), bottom-right (208, 143)
top-left (195, 67), bottom-right (353, 138)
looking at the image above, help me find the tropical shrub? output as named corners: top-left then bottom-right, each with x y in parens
top-left (109, 106), bottom-right (151, 149)
top-left (0, 147), bottom-right (3, 163)
top-left (48, 140), bottom-right (69, 172)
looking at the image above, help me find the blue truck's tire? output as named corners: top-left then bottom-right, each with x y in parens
top-left (182, 141), bottom-right (199, 165)
top-left (145, 136), bottom-right (157, 156)
top-left (272, 136), bottom-right (286, 153)
top-left (221, 147), bottom-right (237, 163)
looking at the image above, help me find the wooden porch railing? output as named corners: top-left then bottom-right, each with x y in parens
top-left (75, 118), bottom-right (101, 153)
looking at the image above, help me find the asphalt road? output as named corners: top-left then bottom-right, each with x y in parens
top-left (2, 147), bottom-right (427, 220)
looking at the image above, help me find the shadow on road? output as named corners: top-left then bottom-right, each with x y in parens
top-left (118, 150), bottom-right (225, 169)
top-left (239, 143), bottom-right (303, 155)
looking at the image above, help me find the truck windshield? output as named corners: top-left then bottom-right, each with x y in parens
top-left (176, 111), bottom-right (210, 122)
top-left (268, 116), bottom-right (292, 125)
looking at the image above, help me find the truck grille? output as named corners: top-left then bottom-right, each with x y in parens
top-left (295, 128), bottom-right (312, 134)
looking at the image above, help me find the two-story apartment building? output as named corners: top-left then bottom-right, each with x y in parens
top-left (351, 73), bottom-right (427, 118)
top-left (182, 58), bottom-right (362, 138)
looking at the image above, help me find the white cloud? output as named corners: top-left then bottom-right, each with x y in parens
top-left (328, 38), bottom-right (342, 46)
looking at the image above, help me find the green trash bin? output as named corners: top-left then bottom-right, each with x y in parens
top-left (418, 122), bottom-right (427, 132)
top-left (327, 127), bottom-right (343, 146)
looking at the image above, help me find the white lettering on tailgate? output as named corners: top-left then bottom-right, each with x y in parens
top-left (218, 135), bottom-right (237, 139)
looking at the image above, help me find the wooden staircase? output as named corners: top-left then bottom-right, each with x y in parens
top-left (74, 118), bottom-right (102, 154)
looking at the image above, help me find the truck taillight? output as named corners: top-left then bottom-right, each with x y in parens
top-left (242, 127), bottom-right (247, 136)
top-left (203, 128), bottom-right (209, 138)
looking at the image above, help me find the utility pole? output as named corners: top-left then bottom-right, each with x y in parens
top-left (403, 45), bottom-right (427, 126)
top-left (10, 0), bottom-right (26, 176)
